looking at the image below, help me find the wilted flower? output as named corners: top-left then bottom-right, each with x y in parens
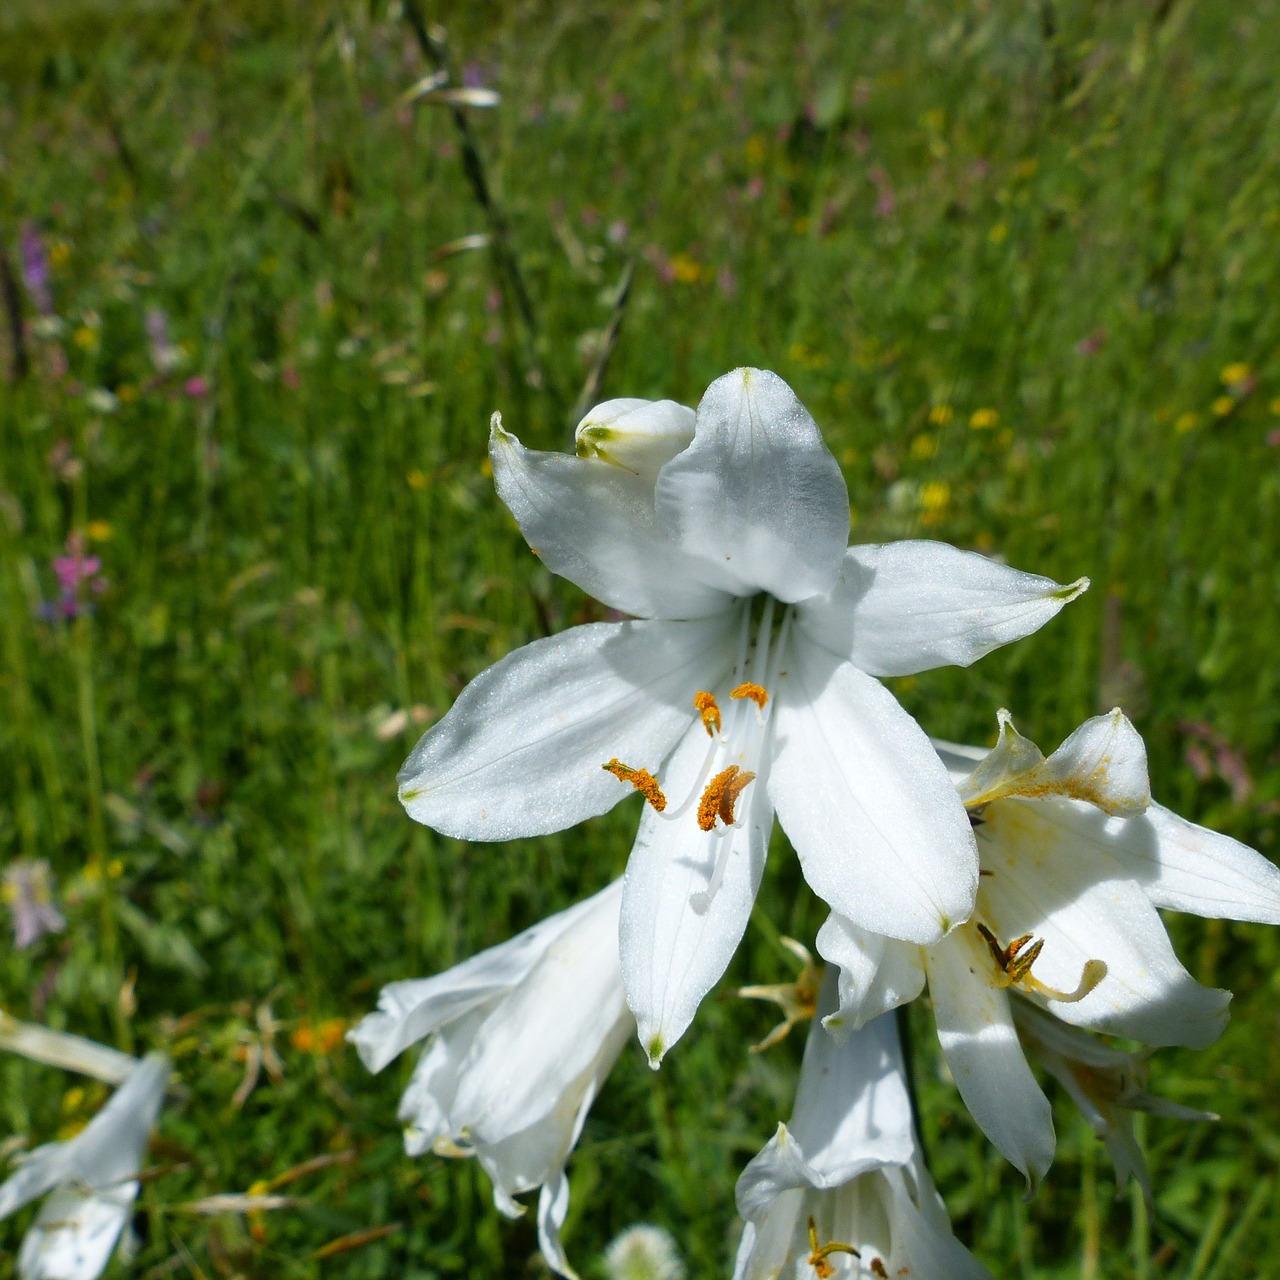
top-left (1013, 1000), bottom-right (1215, 1205)
top-left (398, 369), bottom-right (1086, 1064)
top-left (350, 880), bottom-right (632, 1279)
top-left (2, 861), bottom-right (66, 949)
top-left (820, 709), bottom-right (1280, 1184)
top-left (0, 1053), bottom-right (169, 1280)
top-left (734, 974), bottom-right (990, 1279)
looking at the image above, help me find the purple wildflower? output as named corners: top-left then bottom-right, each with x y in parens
top-left (19, 221), bottom-right (54, 315)
top-left (145, 307), bottom-right (181, 373)
top-left (3, 860), bottom-right (66, 949)
top-left (40, 531), bottom-right (105, 622)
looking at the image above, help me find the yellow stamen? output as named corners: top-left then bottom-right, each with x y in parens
top-left (976, 922), bottom-right (1107, 1004)
top-left (730, 681), bottom-right (769, 709)
top-left (697, 765), bottom-right (756, 831)
top-left (807, 1216), bottom-right (860, 1277)
top-left (869, 1259), bottom-right (889, 1278)
top-left (693, 690), bottom-right (721, 736)
top-left (602, 759), bottom-right (668, 812)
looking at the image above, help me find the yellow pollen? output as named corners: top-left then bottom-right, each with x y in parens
top-left (693, 691), bottom-right (721, 736)
top-left (602, 759), bottom-right (668, 812)
top-left (697, 765), bottom-right (756, 831)
top-left (730, 681), bottom-right (769, 709)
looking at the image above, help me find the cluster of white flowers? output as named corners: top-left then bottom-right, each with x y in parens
top-left (352, 368), bottom-right (1280, 1277)
top-left (0, 1020), bottom-right (169, 1280)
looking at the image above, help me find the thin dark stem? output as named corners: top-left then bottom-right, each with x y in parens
top-left (400, 2), bottom-right (555, 403)
top-left (0, 243), bottom-right (29, 382)
top-left (895, 1001), bottom-right (930, 1167)
top-left (567, 257), bottom-right (636, 438)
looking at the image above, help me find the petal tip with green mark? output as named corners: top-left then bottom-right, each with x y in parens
top-left (644, 1031), bottom-right (665, 1070)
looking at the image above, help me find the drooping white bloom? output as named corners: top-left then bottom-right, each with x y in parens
top-left (398, 368), bottom-right (1086, 1062)
top-left (819, 708), bottom-right (1280, 1185)
top-left (0, 1053), bottom-right (169, 1280)
top-left (349, 880), bottom-right (632, 1280)
top-left (735, 973), bottom-right (990, 1280)
top-left (1013, 1000), bottom-right (1216, 1205)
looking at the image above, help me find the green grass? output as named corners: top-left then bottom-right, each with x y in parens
top-left (2, 0), bottom-right (1280, 1275)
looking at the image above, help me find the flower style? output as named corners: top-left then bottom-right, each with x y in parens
top-left (349, 879), bottom-right (632, 1280)
top-left (1013, 1000), bottom-right (1216, 1206)
top-left (0, 1052), bottom-right (169, 1280)
top-left (818, 708), bottom-right (1280, 1184)
top-left (397, 368), bottom-right (1086, 1063)
top-left (734, 972), bottom-right (990, 1280)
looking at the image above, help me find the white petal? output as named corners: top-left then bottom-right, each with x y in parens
top-left (979, 800), bottom-right (1230, 1047)
top-left (574, 398), bottom-right (697, 482)
top-left (492, 418), bottom-right (731, 619)
top-left (954, 709), bottom-right (1045, 808)
top-left (1121, 802), bottom-right (1280, 924)
top-left (770, 638), bottom-right (978, 944)
top-left (350, 887), bottom-right (613, 1073)
top-left (398, 1011), bottom-right (479, 1156)
top-left (58, 1054), bottom-right (167, 1190)
top-left (785, 1001), bottom-right (914, 1186)
top-left (738, 981), bottom-right (914, 1224)
top-left (0, 1145), bottom-right (70, 1221)
top-left (398, 616), bottom-right (736, 840)
top-left (19, 1181), bottom-right (138, 1280)
top-left (535, 1168), bottom-right (578, 1280)
top-left (797, 541), bottom-right (1088, 677)
top-left (0, 1016), bottom-right (136, 1087)
top-left (884, 1165), bottom-right (994, 1280)
top-left (452, 883), bottom-right (630, 1146)
top-left (960, 709), bottom-right (1150, 817)
top-left (928, 929), bottom-right (1055, 1187)
top-left (815, 914), bottom-right (925, 1039)
top-left (655, 368), bottom-right (849, 603)
top-left (620, 721), bottom-right (770, 1065)
top-left (470, 1040), bottom-right (624, 1210)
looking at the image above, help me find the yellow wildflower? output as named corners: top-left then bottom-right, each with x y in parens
top-left (969, 408), bottom-right (1000, 430)
top-left (669, 254), bottom-right (702, 284)
top-left (920, 481), bottom-right (950, 513)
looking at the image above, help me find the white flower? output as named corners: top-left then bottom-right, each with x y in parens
top-left (734, 973), bottom-right (990, 1280)
top-left (819, 708), bottom-right (1280, 1185)
top-left (0, 1053), bottom-right (169, 1280)
top-left (349, 880), bottom-right (632, 1280)
top-left (603, 1223), bottom-right (685, 1280)
top-left (398, 368), bottom-right (1085, 1062)
top-left (1013, 1000), bottom-right (1216, 1206)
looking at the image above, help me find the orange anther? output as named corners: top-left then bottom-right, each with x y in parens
top-left (730, 681), bottom-right (769, 709)
top-left (697, 765), bottom-right (756, 831)
top-left (693, 691), bottom-right (721, 736)
top-left (602, 759), bottom-right (668, 812)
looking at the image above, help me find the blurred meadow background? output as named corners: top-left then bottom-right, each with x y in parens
top-left (2, 0), bottom-right (1280, 1276)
